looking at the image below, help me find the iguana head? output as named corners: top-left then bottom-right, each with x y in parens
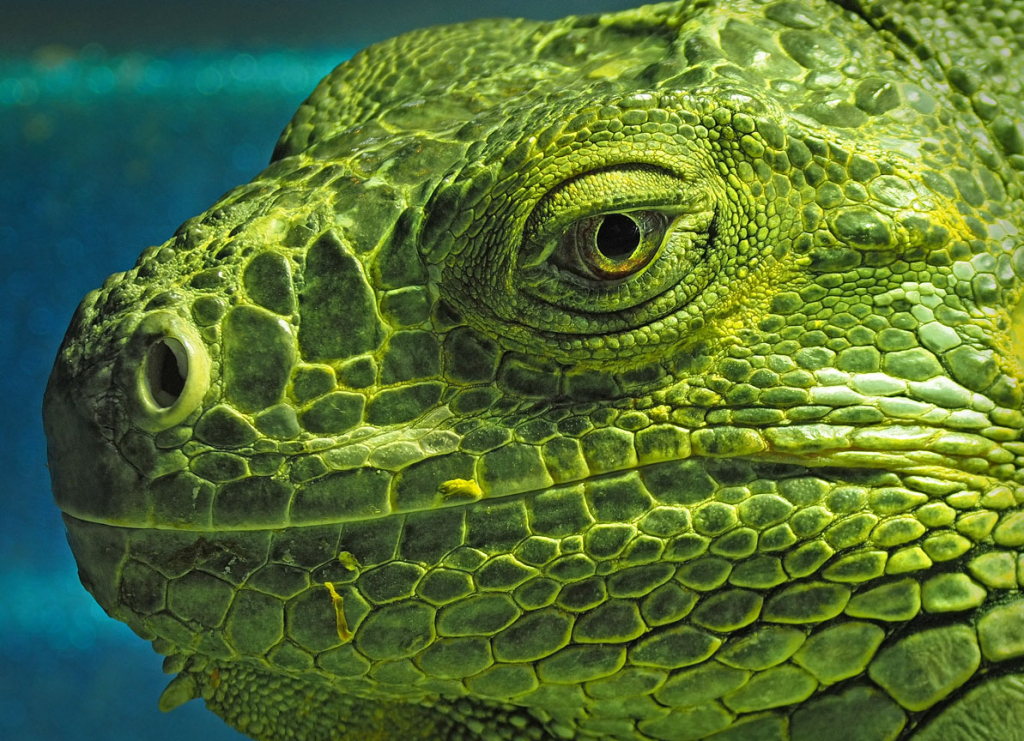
top-left (44, 1), bottom-right (1024, 738)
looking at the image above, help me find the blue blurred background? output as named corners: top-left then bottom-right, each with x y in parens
top-left (1, 1), bottom-right (638, 739)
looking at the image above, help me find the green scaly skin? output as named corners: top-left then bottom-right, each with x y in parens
top-left (43, 1), bottom-right (1024, 739)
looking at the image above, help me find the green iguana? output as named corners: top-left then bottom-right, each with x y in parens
top-left (43, 1), bottom-right (1024, 739)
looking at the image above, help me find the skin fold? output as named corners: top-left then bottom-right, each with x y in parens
top-left (43, 1), bottom-right (1024, 739)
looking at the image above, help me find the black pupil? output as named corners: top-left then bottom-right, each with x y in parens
top-left (595, 214), bottom-right (641, 259)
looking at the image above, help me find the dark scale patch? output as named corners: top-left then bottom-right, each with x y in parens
top-left (194, 404), bottom-right (259, 448)
top-left (705, 458), bottom-right (757, 486)
top-left (299, 391), bottom-right (364, 434)
top-left (690, 589), bottom-right (763, 632)
top-left (479, 443), bottom-right (553, 494)
top-left (380, 286), bottom-right (431, 327)
top-left (254, 404), bottom-right (301, 440)
top-left (537, 644), bottom-right (626, 684)
top-left (677, 556), bottom-right (733, 591)
top-left (557, 577), bottom-right (607, 612)
top-left (400, 508), bottom-right (467, 564)
top-left (290, 364), bottom-right (336, 403)
top-left (641, 582), bottom-right (699, 626)
top-left (243, 251), bottom-right (295, 315)
top-left (354, 600), bottom-right (436, 661)
top-left (290, 469), bottom-right (391, 523)
top-left (573, 600), bottom-right (646, 643)
top-left (629, 623), bottom-right (721, 669)
top-left (150, 471), bottom-right (215, 529)
top-left (380, 330), bottom-right (441, 384)
top-left (373, 206), bottom-right (428, 287)
top-left (475, 555), bottom-right (537, 591)
top-left (710, 527), bottom-right (758, 559)
top-left (286, 587), bottom-right (349, 653)
top-left (166, 570), bottom-right (235, 628)
top-left (222, 305), bottom-right (295, 413)
top-left (358, 562), bottom-right (425, 604)
top-left (528, 484), bottom-right (594, 537)
top-left (338, 516), bottom-right (404, 568)
top-left (437, 593), bottom-right (521, 637)
top-left (267, 643), bottom-right (313, 672)
top-left (635, 425), bottom-right (691, 464)
top-left (191, 295), bottom-right (227, 325)
top-left (416, 567), bottom-right (474, 606)
top-left (461, 423), bottom-right (513, 454)
top-left (336, 356), bottom-right (377, 389)
top-left (417, 636), bottom-right (494, 679)
top-left (318, 644), bottom-right (371, 679)
top-left (585, 471), bottom-right (655, 523)
top-left (212, 476), bottom-right (293, 528)
top-left (191, 266), bottom-right (230, 291)
top-left (392, 452), bottom-right (476, 512)
top-left (498, 355), bottom-right (560, 397)
top-left (621, 535), bottom-right (665, 564)
top-left (546, 553), bottom-right (597, 582)
top-left (247, 563), bottom-right (309, 599)
top-left (177, 532), bottom-right (272, 585)
top-left (491, 609), bottom-right (574, 662)
top-left (443, 546), bottom-right (488, 572)
top-left (367, 658), bottom-right (425, 688)
top-left (191, 451), bottom-right (247, 482)
top-left (585, 524), bottom-right (637, 560)
top-left (466, 499), bottom-right (531, 553)
top-left (514, 537), bottom-right (560, 567)
top-left (119, 559), bottom-right (167, 615)
top-left (587, 666), bottom-right (669, 702)
top-left (298, 231), bottom-right (383, 362)
top-left (564, 369), bottom-right (621, 401)
top-left (334, 181), bottom-right (405, 254)
top-left (642, 458), bottom-right (717, 505)
top-left (224, 589), bottom-right (285, 656)
top-left (450, 388), bottom-right (500, 415)
top-left (366, 382), bottom-right (444, 425)
top-left (515, 577), bottom-right (562, 610)
top-left (580, 428), bottom-right (638, 474)
top-left (270, 524), bottom-right (341, 568)
top-left (464, 664), bottom-right (538, 699)
top-left (542, 437), bottom-right (589, 483)
top-left (607, 563), bottom-right (675, 599)
top-left (719, 19), bottom-right (802, 78)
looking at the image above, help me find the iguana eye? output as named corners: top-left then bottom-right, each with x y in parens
top-left (565, 210), bottom-right (668, 280)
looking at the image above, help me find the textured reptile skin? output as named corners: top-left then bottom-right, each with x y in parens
top-left (43, 1), bottom-right (1024, 739)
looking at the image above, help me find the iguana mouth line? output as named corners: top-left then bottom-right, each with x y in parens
top-left (58, 434), bottom-right (1016, 533)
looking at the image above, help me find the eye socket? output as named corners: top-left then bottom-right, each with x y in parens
top-left (567, 210), bottom-right (668, 280)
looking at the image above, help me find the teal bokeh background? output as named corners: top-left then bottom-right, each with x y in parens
top-left (1, 2), bottom-right (636, 739)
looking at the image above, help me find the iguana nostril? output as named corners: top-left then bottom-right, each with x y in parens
top-left (123, 310), bottom-right (211, 431)
top-left (145, 337), bottom-right (188, 408)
